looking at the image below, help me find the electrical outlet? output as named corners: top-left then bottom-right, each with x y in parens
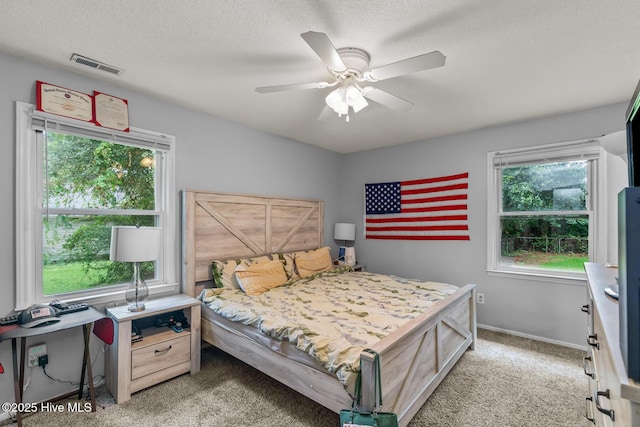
top-left (477, 293), bottom-right (485, 304)
top-left (27, 344), bottom-right (47, 367)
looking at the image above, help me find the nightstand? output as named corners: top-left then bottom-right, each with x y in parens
top-left (105, 294), bottom-right (201, 403)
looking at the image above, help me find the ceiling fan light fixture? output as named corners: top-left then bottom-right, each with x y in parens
top-left (344, 85), bottom-right (360, 101)
top-left (326, 87), bottom-right (348, 115)
top-left (348, 87), bottom-right (368, 113)
top-left (326, 83), bottom-right (368, 117)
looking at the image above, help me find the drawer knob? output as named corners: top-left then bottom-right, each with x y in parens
top-left (594, 389), bottom-right (615, 421)
top-left (154, 345), bottom-right (172, 355)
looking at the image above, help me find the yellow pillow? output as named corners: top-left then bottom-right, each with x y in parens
top-left (235, 260), bottom-right (288, 296)
top-left (212, 255), bottom-right (273, 289)
top-left (295, 246), bottom-right (333, 278)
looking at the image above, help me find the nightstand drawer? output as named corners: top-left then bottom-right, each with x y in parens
top-left (131, 334), bottom-right (190, 380)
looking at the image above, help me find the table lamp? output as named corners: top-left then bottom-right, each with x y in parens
top-left (110, 226), bottom-right (162, 312)
top-left (334, 223), bottom-right (356, 266)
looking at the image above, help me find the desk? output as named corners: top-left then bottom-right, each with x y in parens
top-left (0, 307), bottom-right (106, 426)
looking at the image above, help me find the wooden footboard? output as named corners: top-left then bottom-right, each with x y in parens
top-left (361, 283), bottom-right (476, 427)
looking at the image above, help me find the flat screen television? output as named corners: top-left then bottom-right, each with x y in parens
top-left (619, 78), bottom-right (640, 382)
top-left (625, 78), bottom-right (640, 186)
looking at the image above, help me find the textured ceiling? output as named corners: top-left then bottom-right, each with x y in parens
top-left (1, 0), bottom-right (639, 153)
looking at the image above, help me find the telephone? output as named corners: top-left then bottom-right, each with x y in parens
top-left (18, 304), bottom-right (60, 328)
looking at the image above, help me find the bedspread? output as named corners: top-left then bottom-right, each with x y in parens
top-left (199, 270), bottom-right (458, 392)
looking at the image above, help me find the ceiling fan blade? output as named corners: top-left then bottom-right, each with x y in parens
top-left (366, 51), bottom-right (446, 81)
top-left (300, 31), bottom-right (347, 72)
top-left (255, 81), bottom-right (330, 93)
top-left (362, 87), bottom-right (414, 111)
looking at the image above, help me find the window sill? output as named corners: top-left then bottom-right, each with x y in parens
top-left (487, 269), bottom-right (587, 286)
top-left (31, 282), bottom-right (181, 311)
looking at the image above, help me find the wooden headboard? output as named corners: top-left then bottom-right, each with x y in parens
top-left (181, 190), bottom-right (324, 297)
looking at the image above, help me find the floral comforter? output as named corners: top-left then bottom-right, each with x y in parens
top-left (199, 269), bottom-right (458, 391)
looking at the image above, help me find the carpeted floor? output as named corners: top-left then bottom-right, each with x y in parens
top-left (4, 329), bottom-right (587, 426)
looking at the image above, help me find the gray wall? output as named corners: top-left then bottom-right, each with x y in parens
top-left (0, 49), bottom-right (629, 409)
top-left (0, 52), bottom-right (341, 407)
top-left (340, 103), bottom-right (628, 347)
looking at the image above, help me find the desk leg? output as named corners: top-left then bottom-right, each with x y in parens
top-left (79, 327), bottom-right (87, 399)
top-left (19, 338), bottom-right (25, 402)
top-left (80, 323), bottom-right (96, 412)
top-left (11, 338), bottom-right (24, 427)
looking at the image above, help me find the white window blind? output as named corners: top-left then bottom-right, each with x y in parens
top-left (31, 110), bottom-right (172, 151)
top-left (492, 138), bottom-right (601, 168)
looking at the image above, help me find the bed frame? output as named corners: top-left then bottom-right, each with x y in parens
top-left (181, 189), bottom-right (477, 427)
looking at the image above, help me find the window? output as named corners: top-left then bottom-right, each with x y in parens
top-left (487, 140), bottom-right (605, 280)
top-left (16, 102), bottom-right (177, 309)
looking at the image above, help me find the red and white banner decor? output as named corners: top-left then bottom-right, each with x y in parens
top-left (364, 172), bottom-right (470, 241)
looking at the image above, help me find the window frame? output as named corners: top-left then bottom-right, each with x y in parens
top-left (15, 101), bottom-right (178, 309)
top-left (486, 139), bottom-right (607, 284)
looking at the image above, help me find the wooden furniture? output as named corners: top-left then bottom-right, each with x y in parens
top-left (334, 262), bottom-right (365, 271)
top-left (583, 263), bottom-right (640, 425)
top-left (0, 307), bottom-right (105, 427)
top-left (181, 190), bottom-right (477, 427)
top-left (353, 263), bottom-right (365, 272)
top-left (105, 294), bottom-right (201, 403)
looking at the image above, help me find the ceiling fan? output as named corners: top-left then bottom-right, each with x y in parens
top-left (256, 31), bottom-right (446, 122)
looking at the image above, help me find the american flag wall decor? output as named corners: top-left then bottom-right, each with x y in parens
top-left (364, 172), bottom-right (470, 241)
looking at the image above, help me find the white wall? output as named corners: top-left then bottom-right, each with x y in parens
top-left (0, 52), bottom-right (342, 408)
top-left (340, 104), bottom-right (629, 348)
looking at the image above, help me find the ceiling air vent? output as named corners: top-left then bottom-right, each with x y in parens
top-left (69, 53), bottom-right (123, 76)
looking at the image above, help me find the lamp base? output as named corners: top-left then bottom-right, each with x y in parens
top-left (344, 247), bottom-right (356, 267)
top-left (338, 246), bottom-right (347, 264)
top-left (125, 262), bottom-right (148, 312)
top-left (127, 302), bottom-right (145, 312)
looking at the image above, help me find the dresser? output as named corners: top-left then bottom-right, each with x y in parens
top-left (583, 263), bottom-right (640, 425)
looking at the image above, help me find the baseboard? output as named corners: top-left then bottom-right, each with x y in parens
top-left (478, 324), bottom-right (587, 351)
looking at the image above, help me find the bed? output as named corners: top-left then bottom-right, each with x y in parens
top-left (181, 190), bottom-right (477, 427)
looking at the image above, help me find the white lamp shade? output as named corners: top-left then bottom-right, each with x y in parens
top-left (600, 130), bottom-right (628, 161)
top-left (334, 223), bottom-right (356, 241)
top-left (326, 87), bottom-right (350, 115)
top-left (110, 226), bottom-right (162, 262)
top-left (350, 93), bottom-right (368, 113)
top-left (346, 85), bottom-right (368, 113)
